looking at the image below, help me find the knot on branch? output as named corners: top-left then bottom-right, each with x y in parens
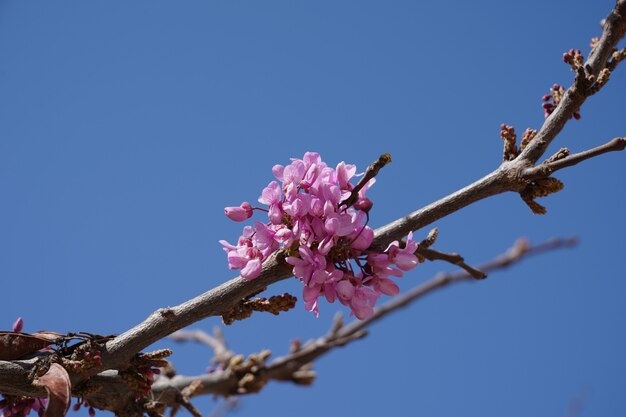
top-left (221, 293), bottom-right (297, 325)
top-left (520, 177), bottom-right (565, 214)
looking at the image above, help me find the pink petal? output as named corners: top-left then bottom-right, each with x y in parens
top-left (241, 259), bottom-right (262, 279)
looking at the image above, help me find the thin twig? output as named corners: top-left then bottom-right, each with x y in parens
top-left (525, 137), bottom-right (626, 179)
top-left (340, 153), bottom-right (392, 208)
top-left (169, 328), bottom-right (234, 367)
top-left (416, 247), bottom-right (487, 279)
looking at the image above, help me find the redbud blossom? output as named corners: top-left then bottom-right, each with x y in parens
top-left (220, 152), bottom-right (420, 319)
top-left (224, 202), bottom-right (253, 222)
top-left (12, 317), bottom-right (23, 333)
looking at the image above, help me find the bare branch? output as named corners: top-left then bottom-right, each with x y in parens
top-left (143, 237), bottom-right (577, 404)
top-left (96, 1), bottom-right (626, 378)
top-left (525, 137), bottom-right (626, 179)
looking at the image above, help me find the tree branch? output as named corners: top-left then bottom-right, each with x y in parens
top-left (525, 137), bottom-right (626, 179)
top-left (143, 237), bottom-right (577, 404)
top-left (1, 1), bottom-right (624, 410)
top-left (101, 0), bottom-right (626, 375)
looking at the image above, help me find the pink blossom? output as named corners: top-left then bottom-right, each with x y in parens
top-left (220, 152), bottom-right (420, 319)
top-left (387, 232), bottom-right (419, 271)
top-left (224, 202), bottom-right (253, 222)
top-left (258, 181), bottom-right (283, 224)
top-left (12, 317), bottom-right (23, 333)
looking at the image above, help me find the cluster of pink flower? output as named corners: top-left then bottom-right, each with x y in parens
top-left (221, 152), bottom-right (419, 319)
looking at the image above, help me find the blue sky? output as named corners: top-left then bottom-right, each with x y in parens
top-left (0, 1), bottom-right (624, 416)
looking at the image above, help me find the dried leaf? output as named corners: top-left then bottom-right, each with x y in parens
top-left (0, 331), bottom-right (63, 360)
top-left (34, 363), bottom-right (71, 417)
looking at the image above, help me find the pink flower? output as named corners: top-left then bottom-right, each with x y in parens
top-left (221, 152), bottom-right (420, 319)
top-left (12, 317), bottom-right (23, 333)
top-left (224, 202), bottom-right (253, 222)
top-left (258, 181), bottom-right (283, 224)
top-left (387, 232), bottom-right (419, 271)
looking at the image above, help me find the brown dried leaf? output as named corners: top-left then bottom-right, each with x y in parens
top-left (34, 363), bottom-right (71, 417)
top-left (0, 331), bottom-right (63, 360)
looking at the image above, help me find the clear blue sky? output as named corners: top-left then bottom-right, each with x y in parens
top-left (1, 1), bottom-right (624, 416)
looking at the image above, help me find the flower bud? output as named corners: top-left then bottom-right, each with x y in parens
top-left (224, 202), bottom-right (253, 222)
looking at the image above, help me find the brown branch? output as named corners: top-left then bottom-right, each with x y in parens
top-left (518, 0), bottom-right (626, 165)
top-left (525, 137), bottom-right (626, 179)
top-left (416, 247), bottom-right (487, 279)
top-left (143, 237), bottom-right (576, 404)
top-left (99, 0), bottom-right (626, 377)
top-left (0, 237), bottom-right (579, 410)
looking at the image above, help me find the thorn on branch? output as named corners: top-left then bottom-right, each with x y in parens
top-left (340, 153), bottom-right (392, 209)
top-left (520, 177), bottom-right (565, 214)
top-left (221, 293), bottom-right (297, 325)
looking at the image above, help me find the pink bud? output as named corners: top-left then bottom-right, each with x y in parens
top-left (224, 202), bottom-right (253, 222)
top-left (12, 317), bottom-right (23, 333)
top-left (354, 198), bottom-right (373, 212)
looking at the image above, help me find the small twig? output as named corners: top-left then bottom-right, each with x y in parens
top-left (416, 247), bottom-right (487, 279)
top-left (173, 379), bottom-right (203, 417)
top-left (340, 153), bottom-right (392, 208)
top-left (525, 137), bottom-right (626, 179)
top-left (337, 237), bottom-right (578, 339)
top-left (169, 328), bottom-right (234, 367)
top-left (263, 237), bottom-right (577, 382)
